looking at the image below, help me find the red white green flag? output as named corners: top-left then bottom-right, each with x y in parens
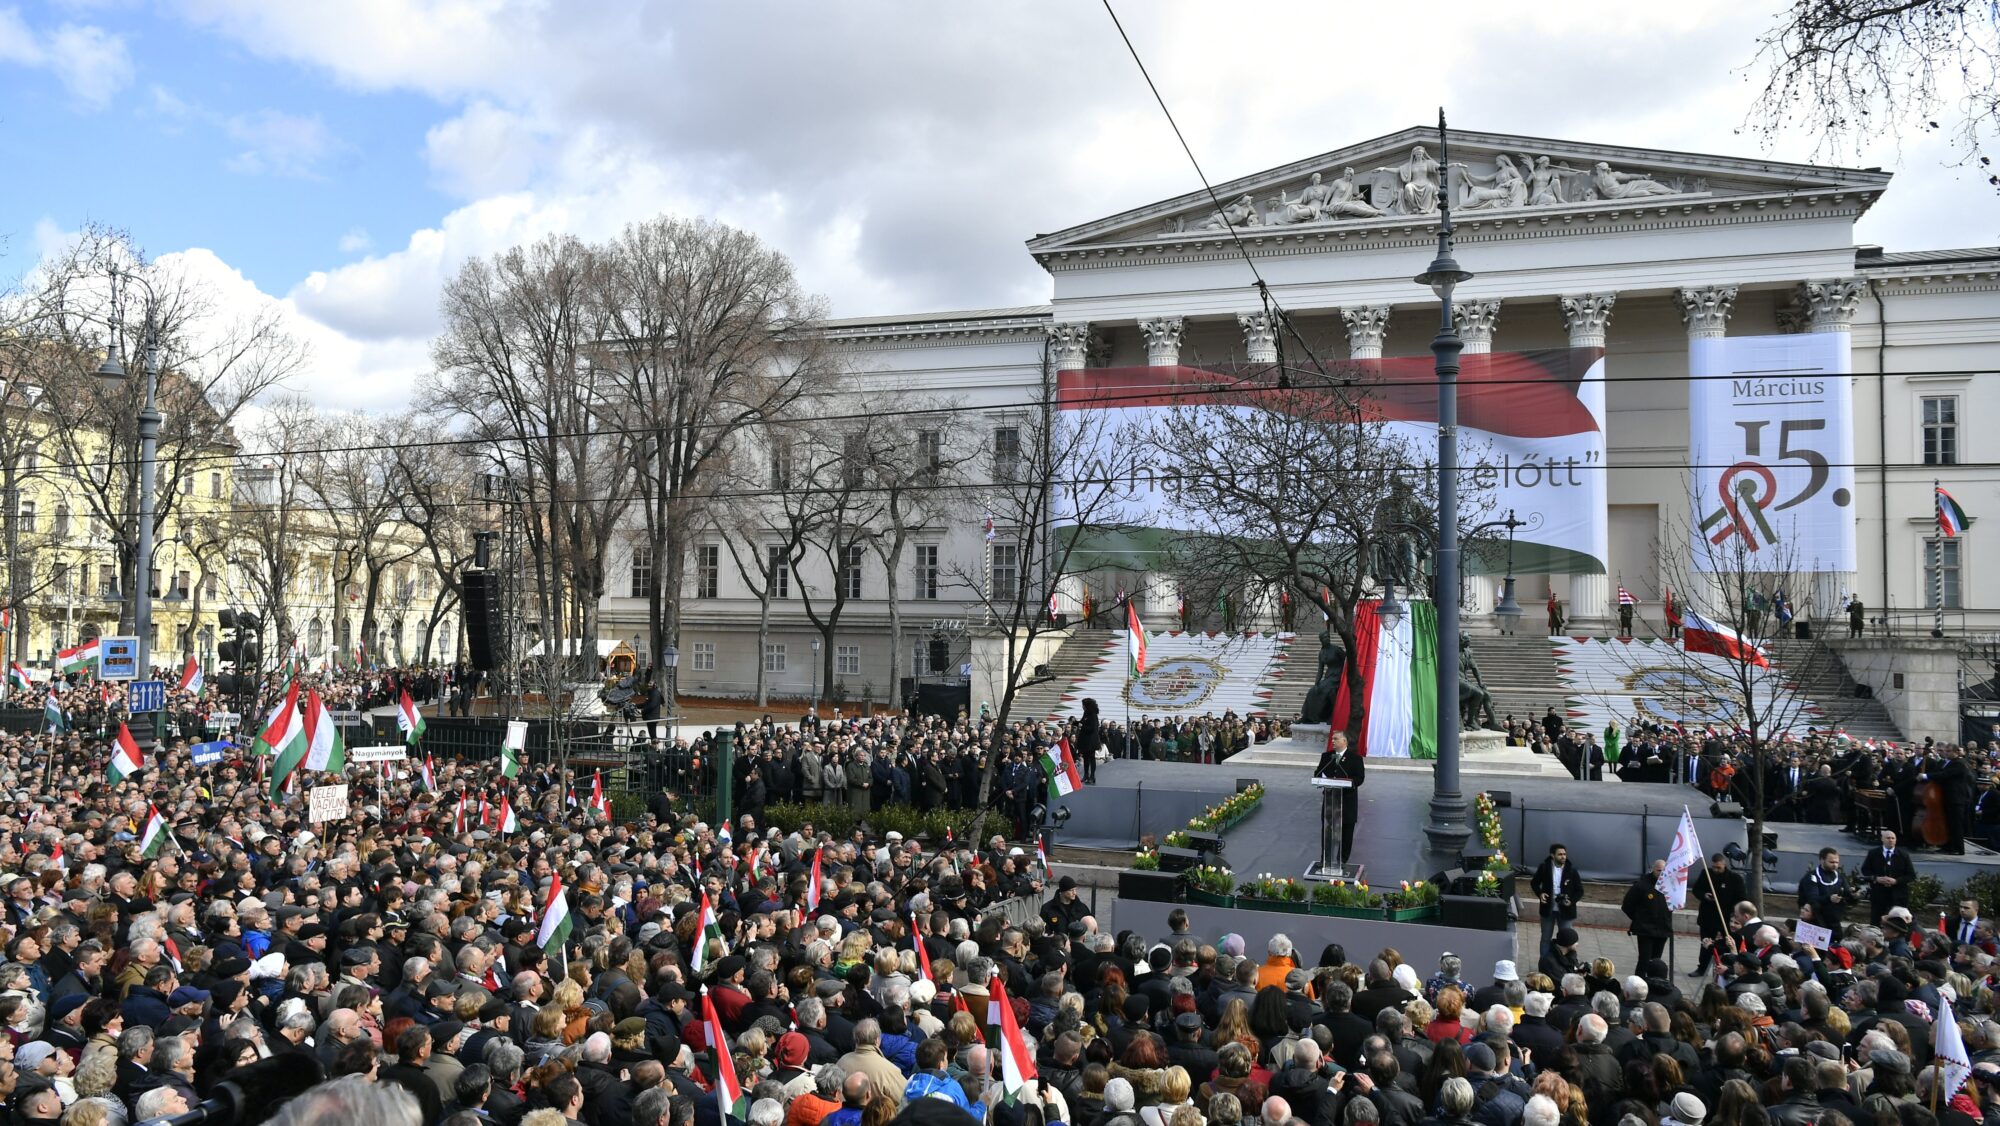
top-left (138, 804), bottom-right (168, 858)
top-left (498, 795), bottom-right (519, 835)
top-left (108, 723), bottom-right (145, 784)
top-left (702, 988), bottom-right (746, 1118)
top-left (6, 663), bottom-right (31, 693)
top-left (1126, 602), bottom-right (1147, 677)
top-left (536, 872), bottom-right (573, 956)
top-left (807, 847), bottom-right (823, 910)
top-left (395, 689), bottom-right (426, 745)
top-left (1039, 737), bottom-right (1080, 800)
top-left (991, 969), bottom-right (1038, 1100)
top-left (690, 891), bottom-right (726, 974)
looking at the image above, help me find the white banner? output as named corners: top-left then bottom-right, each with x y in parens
top-left (1689, 332), bottom-right (1855, 572)
top-left (350, 745), bottom-right (408, 763)
top-left (308, 783), bottom-right (350, 824)
top-left (504, 720), bottom-right (528, 753)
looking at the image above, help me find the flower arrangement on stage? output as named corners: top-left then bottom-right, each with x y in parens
top-left (1384, 879), bottom-right (1440, 909)
top-left (1472, 870), bottom-right (1504, 898)
top-left (1186, 864), bottom-right (1235, 895)
top-left (1237, 873), bottom-right (1308, 904)
top-left (1474, 792), bottom-right (1504, 850)
top-left (1132, 849), bottom-right (1160, 871)
top-left (1186, 784), bottom-right (1266, 833)
top-left (1483, 851), bottom-right (1511, 875)
top-left (1163, 831), bottom-right (1192, 849)
top-left (1312, 878), bottom-right (1381, 909)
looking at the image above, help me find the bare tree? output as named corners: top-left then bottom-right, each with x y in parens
top-left (779, 412), bottom-right (893, 706)
top-left (307, 412), bottom-right (430, 664)
top-left (592, 216), bottom-right (833, 703)
top-left (11, 227), bottom-right (304, 653)
top-left (709, 426), bottom-right (811, 709)
top-left (225, 396), bottom-right (323, 660)
top-left (1749, 0), bottom-right (2000, 185)
top-left (863, 397), bottom-right (975, 710)
top-left (389, 439), bottom-right (479, 664)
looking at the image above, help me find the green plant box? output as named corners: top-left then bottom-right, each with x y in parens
top-left (1385, 905), bottom-right (1442, 923)
top-left (1242, 898), bottom-right (1310, 914)
top-left (1311, 904), bottom-right (1384, 920)
top-left (1186, 888), bottom-right (1235, 908)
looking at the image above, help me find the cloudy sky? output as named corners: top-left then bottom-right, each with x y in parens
top-left (2, 1), bottom-right (1993, 413)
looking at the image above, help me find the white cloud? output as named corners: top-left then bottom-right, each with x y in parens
top-left (0, 7), bottom-right (132, 107)
top-left (337, 228), bottom-right (372, 254)
top-left (423, 99), bottom-right (546, 198)
top-left (224, 108), bottom-right (340, 178)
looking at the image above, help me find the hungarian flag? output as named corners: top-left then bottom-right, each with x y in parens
top-left (1126, 602), bottom-right (1147, 677)
top-left (1664, 588), bottom-right (1682, 629)
top-left (420, 753), bottom-right (436, 791)
top-left (1681, 609), bottom-right (1770, 667)
top-left (806, 847), bottom-right (824, 910)
top-left (590, 771), bottom-right (612, 821)
top-left (43, 688), bottom-right (63, 735)
top-left (500, 721), bottom-right (525, 779)
top-left (138, 804), bottom-right (168, 858)
top-left (1328, 598), bottom-right (1442, 759)
top-left (1035, 838), bottom-right (1052, 876)
top-left (48, 843), bottom-right (64, 872)
top-left (302, 688), bottom-right (347, 774)
top-left (0, 608), bottom-right (10, 633)
top-left (6, 663), bottom-right (30, 693)
top-left (690, 891), bottom-right (726, 974)
top-left (498, 795), bottom-right (519, 834)
top-left (108, 723), bottom-right (145, 784)
top-left (258, 684), bottom-right (309, 799)
top-left (1039, 738), bottom-right (1081, 800)
top-left (702, 989), bottom-right (746, 1118)
top-left (56, 639), bottom-right (99, 675)
top-left (1617, 586), bottom-right (1637, 606)
top-left (1047, 591), bottom-right (1059, 622)
top-left (1938, 485), bottom-right (1972, 537)
top-left (177, 656), bottom-right (202, 695)
top-left (536, 873), bottom-right (573, 957)
top-left (395, 689), bottom-right (426, 745)
top-left (990, 970), bottom-right (1038, 1100)
top-left (455, 795), bottom-right (469, 834)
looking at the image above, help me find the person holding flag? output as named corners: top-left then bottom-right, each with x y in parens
top-left (6, 662), bottom-right (30, 695)
top-left (395, 688), bottom-right (426, 745)
top-left (176, 655), bottom-right (203, 697)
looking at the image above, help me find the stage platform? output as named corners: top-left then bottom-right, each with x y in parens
top-left (1057, 757), bottom-right (2000, 890)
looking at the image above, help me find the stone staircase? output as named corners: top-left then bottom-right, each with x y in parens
top-left (1465, 635), bottom-right (1573, 726)
top-left (1764, 637), bottom-right (1905, 743)
top-left (1008, 629), bottom-right (1118, 721)
top-left (1263, 637), bottom-right (1318, 722)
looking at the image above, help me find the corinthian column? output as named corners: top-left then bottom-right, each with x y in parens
top-left (1798, 278), bottom-right (1864, 334)
top-left (1049, 322), bottom-right (1094, 372)
top-left (1560, 293), bottom-right (1617, 629)
top-left (1237, 310), bottom-right (1278, 365)
top-left (1452, 299), bottom-right (1501, 354)
top-left (1138, 316), bottom-right (1185, 367)
top-left (1675, 285), bottom-right (1737, 339)
top-left (1340, 306), bottom-right (1392, 360)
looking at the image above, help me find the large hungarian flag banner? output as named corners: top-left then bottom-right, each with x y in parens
top-left (1328, 599), bottom-right (1440, 760)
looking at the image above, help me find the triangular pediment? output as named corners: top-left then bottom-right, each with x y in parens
top-left (1028, 127), bottom-right (1891, 255)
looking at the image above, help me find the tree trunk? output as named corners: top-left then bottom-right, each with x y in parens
top-left (755, 594), bottom-right (772, 707)
top-left (884, 535), bottom-right (905, 711)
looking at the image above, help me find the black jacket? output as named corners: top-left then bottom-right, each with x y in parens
top-left (1622, 874), bottom-right (1673, 938)
top-left (1530, 859), bottom-right (1583, 918)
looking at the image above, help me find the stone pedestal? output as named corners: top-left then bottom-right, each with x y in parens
top-left (1289, 723), bottom-right (1332, 751)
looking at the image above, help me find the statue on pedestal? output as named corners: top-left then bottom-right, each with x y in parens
top-left (1298, 630), bottom-right (1348, 725)
top-left (1458, 635), bottom-right (1499, 730)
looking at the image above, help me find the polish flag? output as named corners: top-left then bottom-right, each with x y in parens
top-left (1681, 610), bottom-right (1769, 667)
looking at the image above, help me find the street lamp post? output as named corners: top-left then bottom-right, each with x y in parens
top-left (810, 637), bottom-right (822, 717)
top-left (1493, 510), bottom-right (1526, 635)
top-left (95, 270), bottom-right (163, 677)
top-left (662, 643), bottom-right (679, 749)
top-left (1414, 111), bottom-right (1475, 856)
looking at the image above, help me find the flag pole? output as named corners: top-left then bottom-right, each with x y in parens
top-left (1932, 480), bottom-right (1945, 638)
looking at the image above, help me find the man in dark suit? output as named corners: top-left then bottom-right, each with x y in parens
top-left (1860, 830), bottom-right (1917, 924)
top-left (1929, 744), bottom-right (1976, 854)
top-left (1316, 731), bottom-right (1364, 861)
top-left (1531, 843), bottom-right (1583, 959)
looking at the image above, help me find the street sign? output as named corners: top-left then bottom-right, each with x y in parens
top-left (128, 680), bottom-right (166, 714)
top-left (99, 636), bottom-right (140, 681)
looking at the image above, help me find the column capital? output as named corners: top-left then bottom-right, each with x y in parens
top-left (1798, 278), bottom-right (1865, 334)
top-left (1452, 298), bottom-right (1502, 354)
top-left (1675, 285), bottom-right (1738, 339)
top-left (1138, 316), bottom-right (1185, 367)
top-left (1049, 322), bottom-right (1094, 371)
top-left (1559, 293), bottom-right (1617, 348)
top-left (1237, 310), bottom-right (1278, 365)
top-left (1341, 305), bottom-right (1392, 360)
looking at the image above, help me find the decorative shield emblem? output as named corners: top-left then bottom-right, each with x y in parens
top-left (1124, 656), bottom-right (1223, 712)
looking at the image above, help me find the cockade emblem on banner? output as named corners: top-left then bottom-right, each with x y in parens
top-left (1696, 419), bottom-right (1851, 557)
top-left (1125, 656), bottom-right (1224, 712)
top-left (1618, 665), bottom-right (1743, 728)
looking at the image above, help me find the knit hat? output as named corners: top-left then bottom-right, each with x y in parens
top-left (1669, 1092), bottom-right (1706, 1125)
top-left (1104, 1078), bottom-right (1135, 1112)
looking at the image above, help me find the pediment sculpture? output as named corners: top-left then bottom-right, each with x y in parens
top-left (1158, 149), bottom-right (1706, 234)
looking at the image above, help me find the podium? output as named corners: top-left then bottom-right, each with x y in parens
top-left (1304, 776), bottom-right (1362, 882)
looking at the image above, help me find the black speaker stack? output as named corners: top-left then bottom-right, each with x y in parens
top-left (462, 569), bottom-right (505, 670)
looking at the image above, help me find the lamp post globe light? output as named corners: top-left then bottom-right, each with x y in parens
top-left (810, 636), bottom-right (822, 716)
top-left (1413, 111), bottom-right (1475, 856)
top-left (662, 642), bottom-right (679, 748)
top-left (94, 269), bottom-right (165, 678)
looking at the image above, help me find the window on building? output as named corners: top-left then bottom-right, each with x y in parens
top-left (630, 547), bottom-right (652, 599)
top-left (991, 542), bottom-right (1020, 600)
top-left (53, 504), bottom-right (68, 539)
top-left (52, 562), bottom-right (69, 594)
top-left (98, 564), bottom-right (117, 597)
top-left (836, 644), bottom-right (860, 676)
top-left (17, 502), bottom-right (33, 534)
top-left (841, 543), bottom-right (864, 599)
top-left (23, 447), bottom-right (36, 473)
top-left (764, 642), bottom-right (787, 673)
top-left (915, 545), bottom-right (939, 600)
top-left (203, 572), bottom-right (218, 601)
top-left (696, 544), bottom-right (719, 599)
top-left (174, 570), bottom-right (191, 599)
top-left (916, 430), bottom-right (942, 483)
top-left (181, 473), bottom-right (194, 495)
top-left (1926, 538), bottom-right (1963, 609)
top-left (198, 626), bottom-right (214, 655)
top-left (769, 439), bottom-right (793, 491)
top-left (308, 619), bottom-right (324, 657)
top-left (1923, 395), bottom-right (1959, 466)
top-left (692, 641), bottom-right (716, 671)
top-left (842, 431), bottom-right (867, 489)
top-left (992, 426), bottom-right (1022, 482)
top-left (210, 471), bottom-right (223, 499)
top-left (766, 545), bottom-right (789, 599)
